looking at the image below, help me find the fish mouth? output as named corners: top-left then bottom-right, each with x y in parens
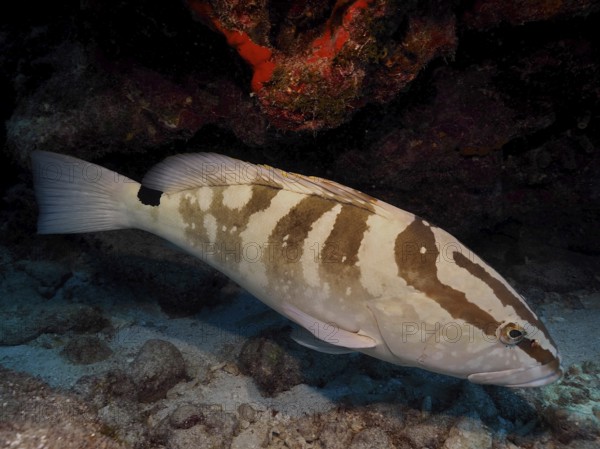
top-left (467, 359), bottom-right (563, 388)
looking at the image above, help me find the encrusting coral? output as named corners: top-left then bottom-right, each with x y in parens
top-left (185, 0), bottom-right (456, 131)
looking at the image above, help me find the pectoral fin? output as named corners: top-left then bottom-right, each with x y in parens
top-left (290, 326), bottom-right (357, 354)
top-left (367, 295), bottom-right (435, 365)
top-left (282, 303), bottom-right (376, 350)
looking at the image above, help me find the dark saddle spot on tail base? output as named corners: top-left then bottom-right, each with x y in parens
top-left (138, 185), bottom-right (162, 206)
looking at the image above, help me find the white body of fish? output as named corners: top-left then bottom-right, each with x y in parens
top-left (31, 151), bottom-right (562, 387)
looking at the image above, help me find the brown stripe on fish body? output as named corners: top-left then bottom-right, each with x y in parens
top-left (178, 185), bottom-right (280, 268)
top-left (518, 336), bottom-right (557, 365)
top-left (319, 205), bottom-right (372, 296)
top-left (179, 190), bottom-right (212, 248)
top-left (265, 196), bottom-right (337, 283)
top-left (242, 185), bottom-right (282, 217)
top-left (208, 185), bottom-right (281, 240)
top-left (394, 219), bottom-right (501, 336)
top-left (452, 251), bottom-right (557, 363)
top-left (452, 252), bottom-right (543, 331)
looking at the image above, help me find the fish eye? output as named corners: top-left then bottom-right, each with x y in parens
top-left (499, 322), bottom-right (526, 345)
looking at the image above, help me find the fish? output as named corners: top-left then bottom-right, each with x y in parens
top-left (31, 150), bottom-right (563, 387)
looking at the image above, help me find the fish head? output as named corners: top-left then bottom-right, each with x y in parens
top-left (465, 319), bottom-right (563, 387)
top-left (369, 219), bottom-right (563, 387)
top-left (369, 293), bottom-right (563, 387)
top-left (369, 288), bottom-right (563, 387)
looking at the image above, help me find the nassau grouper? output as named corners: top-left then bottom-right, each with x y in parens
top-left (31, 151), bottom-right (562, 387)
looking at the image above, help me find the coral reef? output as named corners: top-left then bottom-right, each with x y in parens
top-left (5, 47), bottom-right (269, 164)
top-left (2, 2), bottom-right (269, 166)
top-left (463, 0), bottom-right (599, 29)
top-left (3, 0), bottom-right (598, 163)
top-left (186, 0), bottom-right (457, 130)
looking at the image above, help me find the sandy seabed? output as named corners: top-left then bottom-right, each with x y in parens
top-left (0, 225), bottom-right (599, 449)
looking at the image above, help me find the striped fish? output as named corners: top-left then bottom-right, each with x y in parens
top-left (31, 151), bottom-right (562, 387)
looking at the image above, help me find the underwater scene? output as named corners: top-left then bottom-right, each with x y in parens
top-left (1, 1), bottom-right (599, 448)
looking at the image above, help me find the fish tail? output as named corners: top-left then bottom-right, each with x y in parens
top-left (31, 151), bottom-right (140, 234)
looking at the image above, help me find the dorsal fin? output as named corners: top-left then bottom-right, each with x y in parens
top-left (142, 153), bottom-right (389, 214)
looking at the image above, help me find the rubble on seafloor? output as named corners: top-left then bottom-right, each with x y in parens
top-left (0, 222), bottom-right (599, 448)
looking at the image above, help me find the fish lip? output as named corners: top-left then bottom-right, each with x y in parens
top-left (467, 359), bottom-right (563, 388)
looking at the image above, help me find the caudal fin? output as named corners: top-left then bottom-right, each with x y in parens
top-left (31, 151), bottom-right (139, 234)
